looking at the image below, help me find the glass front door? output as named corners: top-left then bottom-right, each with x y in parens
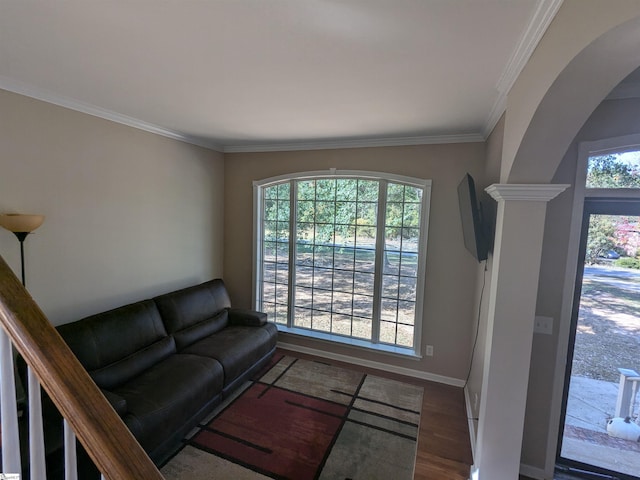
top-left (558, 200), bottom-right (640, 479)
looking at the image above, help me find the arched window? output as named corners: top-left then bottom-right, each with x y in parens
top-left (253, 170), bottom-right (431, 356)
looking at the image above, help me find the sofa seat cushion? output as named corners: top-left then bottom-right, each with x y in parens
top-left (181, 323), bottom-right (277, 387)
top-left (113, 353), bottom-right (223, 454)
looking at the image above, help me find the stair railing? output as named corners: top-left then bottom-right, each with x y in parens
top-left (0, 254), bottom-right (163, 479)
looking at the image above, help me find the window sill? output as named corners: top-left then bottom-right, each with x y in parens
top-left (275, 325), bottom-right (421, 359)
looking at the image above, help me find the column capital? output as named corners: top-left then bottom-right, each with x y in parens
top-left (485, 183), bottom-right (570, 202)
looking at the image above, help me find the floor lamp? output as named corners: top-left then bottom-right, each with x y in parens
top-left (0, 213), bottom-right (45, 474)
top-left (0, 214), bottom-right (45, 287)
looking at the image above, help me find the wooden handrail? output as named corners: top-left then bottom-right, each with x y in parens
top-left (0, 255), bottom-right (163, 480)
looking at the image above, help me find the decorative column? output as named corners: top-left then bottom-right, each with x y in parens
top-left (471, 184), bottom-right (568, 480)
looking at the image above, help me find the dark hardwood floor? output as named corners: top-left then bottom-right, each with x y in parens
top-left (278, 348), bottom-right (474, 480)
top-left (414, 380), bottom-right (473, 479)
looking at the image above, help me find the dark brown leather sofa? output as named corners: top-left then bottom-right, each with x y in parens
top-left (38, 278), bottom-right (276, 476)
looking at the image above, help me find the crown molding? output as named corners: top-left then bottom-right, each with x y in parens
top-left (1, 0), bottom-right (562, 156)
top-left (223, 133), bottom-right (485, 153)
top-left (483, 0), bottom-right (564, 138)
top-left (0, 77), bottom-right (224, 152)
top-left (486, 183), bottom-right (570, 202)
top-left (1, 76), bottom-right (485, 153)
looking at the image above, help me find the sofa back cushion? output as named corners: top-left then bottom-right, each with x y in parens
top-left (153, 279), bottom-right (232, 350)
top-left (57, 300), bottom-right (175, 390)
top-left (170, 310), bottom-right (229, 350)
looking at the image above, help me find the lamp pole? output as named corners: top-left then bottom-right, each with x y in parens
top-left (13, 232), bottom-right (29, 287)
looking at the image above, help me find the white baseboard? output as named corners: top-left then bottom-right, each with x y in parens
top-left (520, 463), bottom-right (547, 479)
top-left (463, 385), bottom-right (477, 462)
top-left (463, 390), bottom-right (550, 480)
top-left (277, 341), bottom-right (465, 387)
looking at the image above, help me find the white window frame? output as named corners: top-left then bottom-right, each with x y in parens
top-left (252, 169), bottom-right (431, 357)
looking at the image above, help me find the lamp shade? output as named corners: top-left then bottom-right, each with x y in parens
top-left (0, 214), bottom-right (45, 233)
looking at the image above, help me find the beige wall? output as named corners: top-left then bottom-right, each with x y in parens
top-left (224, 143), bottom-right (485, 380)
top-left (1, 3), bottom-right (638, 475)
top-left (0, 89), bottom-right (225, 325)
top-left (465, 114), bottom-right (504, 440)
top-left (0, 87), bottom-right (488, 383)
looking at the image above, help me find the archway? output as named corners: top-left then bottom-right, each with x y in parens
top-left (472, 8), bottom-right (640, 480)
top-left (507, 14), bottom-right (640, 184)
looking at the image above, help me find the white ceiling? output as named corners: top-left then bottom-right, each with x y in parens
top-left (0, 0), bottom-right (562, 152)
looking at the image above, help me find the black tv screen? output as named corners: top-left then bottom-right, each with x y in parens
top-left (457, 173), bottom-right (488, 262)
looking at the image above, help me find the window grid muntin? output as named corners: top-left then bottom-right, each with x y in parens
top-left (257, 172), bottom-right (428, 352)
top-left (261, 182), bottom-right (291, 325)
top-left (379, 183), bottom-right (420, 347)
top-left (292, 178), bottom-right (377, 340)
top-left (295, 179), bottom-right (375, 339)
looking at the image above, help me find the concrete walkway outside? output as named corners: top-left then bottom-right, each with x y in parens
top-left (562, 375), bottom-right (640, 477)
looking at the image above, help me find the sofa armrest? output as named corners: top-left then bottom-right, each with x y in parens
top-left (227, 308), bottom-right (268, 327)
top-left (101, 389), bottom-right (128, 417)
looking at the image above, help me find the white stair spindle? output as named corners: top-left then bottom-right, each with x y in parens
top-left (27, 367), bottom-right (46, 479)
top-left (64, 419), bottom-right (78, 480)
top-left (0, 329), bottom-right (22, 476)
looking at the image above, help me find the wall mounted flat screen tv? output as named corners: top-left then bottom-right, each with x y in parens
top-left (457, 173), bottom-right (489, 262)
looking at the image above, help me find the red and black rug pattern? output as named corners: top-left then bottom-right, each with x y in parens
top-left (163, 352), bottom-right (424, 480)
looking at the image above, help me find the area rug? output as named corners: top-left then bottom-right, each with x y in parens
top-left (161, 352), bottom-right (424, 480)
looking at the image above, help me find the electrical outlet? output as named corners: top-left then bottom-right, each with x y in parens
top-left (425, 345), bottom-right (434, 356)
top-left (534, 315), bottom-right (553, 335)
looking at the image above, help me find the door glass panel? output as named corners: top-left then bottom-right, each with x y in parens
top-left (560, 213), bottom-right (640, 478)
